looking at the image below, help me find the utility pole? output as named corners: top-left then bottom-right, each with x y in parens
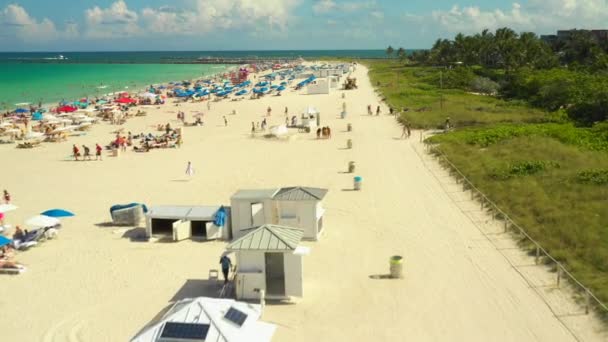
top-left (440, 70), bottom-right (444, 111)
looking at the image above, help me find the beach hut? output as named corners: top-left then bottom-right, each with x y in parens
top-left (307, 78), bottom-right (330, 94)
top-left (230, 187), bottom-right (328, 241)
top-left (145, 205), bottom-right (230, 241)
top-left (130, 297), bottom-right (276, 342)
top-left (227, 224), bottom-right (309, 300)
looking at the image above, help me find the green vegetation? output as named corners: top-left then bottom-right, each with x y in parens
top-left (367, 63), bottom-right (552, 129)
top-left (365, 27), bottom-right (608, 313)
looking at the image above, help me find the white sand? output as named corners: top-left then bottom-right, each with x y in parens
top-left (0, 65), bottom-right (606, 342)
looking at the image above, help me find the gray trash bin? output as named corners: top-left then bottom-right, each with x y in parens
top-left (390, 255), bottom-right (403, 279)
top-left (347, 123), bottom-right (352, 132)
top-left (354, 176), bottom-right (362, 190)
top-left (348, 161), bottom-right (355, 173)
top-left (347, 139), bottom-right (352, 149)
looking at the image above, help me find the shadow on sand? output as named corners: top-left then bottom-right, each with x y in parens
top-left (369, 274), bottom-right (394, 280)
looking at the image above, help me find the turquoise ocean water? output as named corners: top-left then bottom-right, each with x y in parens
top-left (0, 50), bottom-right (389, 108)
top-left (0, 63), bottom-right (227, 109)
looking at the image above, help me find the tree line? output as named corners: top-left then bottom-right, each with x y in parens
top-left (386, 28), bottom-right (608, 125)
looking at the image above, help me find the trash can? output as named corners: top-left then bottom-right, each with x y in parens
top-left (347, 139), bottom-right (352, 149)
top-left (390, 255), bottom-right (403, 279)
top-left (112, 148), bottom-right (119, 157)
top-left (341, 111), bottom-right (347, 119)
top-left (348, 161), bottom-right (355, 173)
top-left (347, 123), bottom-right (352, 132)
top-left (354, 176), bottom-right (362, 191)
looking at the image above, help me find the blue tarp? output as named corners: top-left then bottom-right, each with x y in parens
top-left (0, 235), bottom-right (12, 247)
top-left (32, 112), bottom-right (43, 121)
top-left (110, 203), bottom-right (148, 215)
top-left (214, 206), bottom-right (226, 227)
top-left (41, 209), bottom-right (75, 217)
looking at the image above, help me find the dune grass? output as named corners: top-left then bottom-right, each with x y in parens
top-left (366, 62), bottom-right (555, 128)
top-left (366, 60), bottom-right (608, 316)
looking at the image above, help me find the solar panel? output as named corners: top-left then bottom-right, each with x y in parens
top-left (224, 307), bottom-right (248, 327)
top-left (160, 322), bottom-right (210, 340)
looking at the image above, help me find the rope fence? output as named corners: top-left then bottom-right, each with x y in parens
top-left (421, 137), bottom-right (608, 320)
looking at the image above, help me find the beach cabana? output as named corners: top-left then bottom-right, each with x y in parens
top-left (145, 205), bottom-right (230, 241)
top-left (227, 224), bottom-right (308, 300)
top-left (130, 297), bottom-right (276, 342)
top-left (230, 187), bottom-right (328, 241)
top-left (307, 78), bottom-right (330, 94)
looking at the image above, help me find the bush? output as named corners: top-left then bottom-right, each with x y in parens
top-left (470, 76), bottom-right (500, 95)
top-left (576, 169), bottom-right (608, 185)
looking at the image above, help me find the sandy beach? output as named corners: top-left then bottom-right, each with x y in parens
top-left (0, 64), bottom-right (606, 342)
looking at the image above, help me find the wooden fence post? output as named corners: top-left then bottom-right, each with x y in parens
top-left (504, 219), bottom-right (508, 233)
top-left (585, 290), bottom-right (591, 315)
top-left (535, 246), bottom-right (540, 265)
top-left (557, 266), bottom-right (562, 288)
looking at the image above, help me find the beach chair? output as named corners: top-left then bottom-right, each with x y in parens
top-left (0, 264), bottom-right (26, 275)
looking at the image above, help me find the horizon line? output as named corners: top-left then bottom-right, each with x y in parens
top-left (0, 48), bottom-right (425, 53)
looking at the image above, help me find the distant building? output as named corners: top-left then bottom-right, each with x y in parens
top-left (542, 29), bottom-right (608, 44)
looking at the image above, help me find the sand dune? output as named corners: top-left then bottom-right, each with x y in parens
top-left (0, 64), bottom-right (605, 342)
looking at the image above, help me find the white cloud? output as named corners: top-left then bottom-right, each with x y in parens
top-left (370, 10), bottom-right (384, 20)
top-left (312, 0), bottom-right (376, 14)
top-left (108, 0), bottom-right (300, 37)
top-left (432, 1), bottom-right (608, 34)
top-left (0, 4), bottom-right (77, 42)
top-left (85, 0), bottom-right (140, 38)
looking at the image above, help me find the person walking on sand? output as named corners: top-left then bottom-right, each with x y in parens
top-left (367, 105), bottom-right (372, 115)
top-left (220, 255), bottom-right (232, 284)
top-left (407, 123), bottom-right (411, 138)
top-left (284, 106), bottom-right (288, 116)
top-left (316, 127), bottom-right (321, 139)
top-left (185, 161), bottom-right (194, 177)
top-left (72, 144), bottom-right (80, 161)
top-left (3, 190), bottom-right (10, 204)
top-left (82, 145), bottom-right (92, 161)
top-left (267, 106), bottom-right (272, 116)
top-left (376, 105), bottom-right (381, 116)
top-left (251, 122), bottom-right (256, 134)
top-left (401, 124), bottom-right (408, 139)
top-left (223, 116), bottom-right (228, 126)
top-left (95, 143), bottom-right (103, 161)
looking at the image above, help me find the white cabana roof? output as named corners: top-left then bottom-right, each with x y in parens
top-left (130, 297), bottom-right (276, 342)
top-left (147, 205), bottom-right (221, 221)
top-left (302, 106), bottom-right (318, 115)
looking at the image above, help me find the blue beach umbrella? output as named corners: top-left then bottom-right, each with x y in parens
top-left (15, 108), bottom-right (29, 114)
top-left (40, 209), bottom-right (75, 218)
top-left (0, 235), bottom-right (12, 247)
top-left (277, 85), bottom-right (286, 91)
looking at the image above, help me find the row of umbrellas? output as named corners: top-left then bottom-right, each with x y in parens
top-left (0, 205), bottom-right (74, 231)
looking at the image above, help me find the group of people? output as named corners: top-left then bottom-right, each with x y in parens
top-left (0, 190), bottom-right (10, 227)
top-left (367, 104), bottom-right (381, 116)
top-left (72, 143), bottom-right (103, 161)
top-left (251, 118), bottom-right (269, 133)
top-left (316, 126), bottom-right (332, 139)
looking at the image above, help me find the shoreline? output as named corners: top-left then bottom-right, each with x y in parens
top-left (1, 64), bottom-right (232, 110)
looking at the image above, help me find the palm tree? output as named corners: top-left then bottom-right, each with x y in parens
top-left (386, 45), bottom-right (395, 59)
top-left (397, 47), bottom-right (407, 63)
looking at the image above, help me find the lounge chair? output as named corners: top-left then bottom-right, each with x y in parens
top-left (0, 263), bottom-right (26, 275)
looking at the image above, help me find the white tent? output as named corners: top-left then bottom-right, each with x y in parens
top-left (130, 297), bottom-right (276, 342)
top-left (269, 125), bottom-right (288, 137)
top-left (302, 106), bottom-right (318, 115)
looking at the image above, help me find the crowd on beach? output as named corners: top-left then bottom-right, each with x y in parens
top-left (0, 190), bottom-right (60, 273)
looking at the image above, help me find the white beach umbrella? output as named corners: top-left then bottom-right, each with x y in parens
top-left (26, 215), bottom-right (60, 228)
top-left (2, 128), bottom-right (20, 135)
top-left (303, 106), bottom-right (319, 115)
top-left (42, 114), bottom-right (58, 121)
top-left (24, 132), bottom-right (44, 140)
top-left (50, 125), bottom-right (77, 134)
top-left (0, 204), bottom-right (18, 213)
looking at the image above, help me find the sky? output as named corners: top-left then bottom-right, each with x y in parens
top-left (1, 0), bottom-right (607, 51)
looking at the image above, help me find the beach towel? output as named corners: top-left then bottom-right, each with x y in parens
top-left (214, 206), bottom-right (226, 227)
